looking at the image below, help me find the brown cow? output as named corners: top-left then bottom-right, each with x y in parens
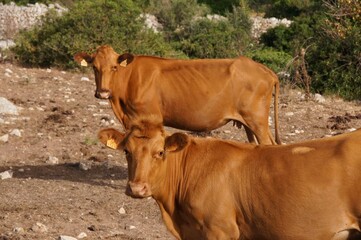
top-left (98, 116), bottom-right (361, 240)
top-left (74, 45), bottom-right (281, 145)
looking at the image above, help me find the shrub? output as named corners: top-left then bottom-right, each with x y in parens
top-left (264, 0), bottom-right (317, 19)
top-left (260, 0), bottom-right (361, 100)
top-left (306, 6), bottom-right (361, 100)
top-left (148, 0), bottom-right (210, 38)
top-left (246, 47), bottom-right (292, 75)
top-left (12, 0), bottom-right (179, 68)
top-left (197, 0), bottom-right (240, 14)
top-left (175, 6), bottom-right (252, 58)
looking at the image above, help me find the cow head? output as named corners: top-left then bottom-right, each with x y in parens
top-left (98, 116), bottom-right (188, 198)
top-left (73, 45), bottom-right (134, 99)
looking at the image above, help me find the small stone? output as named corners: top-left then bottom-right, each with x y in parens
top-left (285, 112), bottom-right (294, 116)
top-left (81, 77), bottom-right (90, 81)
top-left (0, 170), bottom-right (13, 180)
top-left (31, 222), bottom-right (48, 233)
top-left (5, 68), bottom-right (13, 74)
top-left (59, 236), bottom-right (77, 240)
top-left (77, 232), bottom-right (87, 239)
top-left (118, 207), bottom-right (126, 214)
top-left (98, 101), bottom-right (109, 106)
top-left (223, 130), bottom-right (231, 134)
top-left (128, 225), bottom-right (136, 230)
top-left (0, 97), bottom-right (19, 115)
top-left (314, 93), bottom-right (326, 103)
top-left (10, 129), bottom-right (21, 137)
top-left (0, 134), bottom-right (9, 142)
top-left (47, 156), bottom-right (59, 165)
top-left (13, 227), bottom-right (24, 233)
top-left (79, 162), bottom-right (91, 171)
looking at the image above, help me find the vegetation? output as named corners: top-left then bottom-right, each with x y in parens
top-left (12, 0), bottom-right (179, 68)
top-left (6, 0), bottom-right (361, 99)
top-left (259, 0), bottom-right (361, 100)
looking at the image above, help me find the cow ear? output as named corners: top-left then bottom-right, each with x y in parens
top-left (118, 53), bottom-right (134, 67)
top-left (98, 128), bottom-right (126, 150)
top-left (74, 52), bottom-right (93, 67)
top-left (165, 133), bottom-right (189, 152)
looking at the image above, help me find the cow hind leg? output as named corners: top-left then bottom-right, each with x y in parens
top-left (244, 125), bottom-right (258, 144)
top-left (234, 121), bottom-right (258, 144)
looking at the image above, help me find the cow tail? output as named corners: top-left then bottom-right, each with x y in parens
top-left (274, 81), bottom-right (281, 144)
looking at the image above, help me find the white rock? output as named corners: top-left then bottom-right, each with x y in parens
top-left (98, 101), bottom-right (109, 106)
top-left (0, 97), bottom-right (19, 115)
top-left (31, 222), bottom-right (48, 233)
top-left (285, 112), bottom-right (294, 116)
top-left (77, 232), bottom-right (87, 239)
top-left (0, 170), bottom-right (13, 180)
top-left (223, 130), bottom-right (231, 134)
top-left (47, 156), bottom-right (59, 165)
top-left (79, 162), bottom-right (91, 171)
top-left (118, 207), bottom-right (126, 214)
top-left (5, 68), bottom-right (13, 74)
top-left (0, 134), bottom-right (9, 142)
top-left (81, 77), bottom-right (90, 81)
top-left (59, 236), bottom-right (77, 240)
top-left (10, 129), bottom-right (21, 137)
top-left (314, 93), bottom-right (326, 103)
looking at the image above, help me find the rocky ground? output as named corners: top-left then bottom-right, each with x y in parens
top-left (0, 62), bottom-right (360, 240)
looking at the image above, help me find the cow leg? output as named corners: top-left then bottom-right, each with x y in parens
top-left (234, 121), bottom-right (257, 144)
top-left (244, 125), bottom-right (258, 144)
top-left (246, 122), bottom-right (274, 145)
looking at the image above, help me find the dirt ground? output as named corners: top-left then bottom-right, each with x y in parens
top-left (0, 62), bottom-right (360, 240)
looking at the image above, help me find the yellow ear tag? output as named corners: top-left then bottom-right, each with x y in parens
top-left (80, 59), bottom-right (88, 67)
top-left (119, 59), bottom-right (127, 67)
top-left (106, 138), bottom-right (118, 149)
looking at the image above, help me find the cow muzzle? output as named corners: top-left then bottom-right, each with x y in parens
top-left (95, 89), bottom-right (111, 99)
top-left (126, 181), bottom-right (151, 198)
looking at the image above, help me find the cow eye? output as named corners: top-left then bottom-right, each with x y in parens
top-left (157, 150), bottom-right (164, 158)
top-left (124, 149), bottom-right (130, 156)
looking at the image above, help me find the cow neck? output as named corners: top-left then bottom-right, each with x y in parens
top-left (115, 65), bottom-right (132, 101)
top-left (152, 144), bottom-right (190, 215)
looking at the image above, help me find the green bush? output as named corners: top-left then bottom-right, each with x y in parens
top-left (12, 0), bottom-right (180, 68)
top-left (264, 0), bottom-right (318, 19)
top-left (246, 47), bottom-right (292, 75)
top-left (197, 0), bottom-right (240, 14)
top-left (148, 0), bottom-right (210, 37)
top-left (260, 1), bottom-right (361, 100)
top-left (175, 6), bottom-right (252, 58)
top-left (307, 19), bottom-right (361, 100)
top-left (260, 12), bottom-right (324, 53)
